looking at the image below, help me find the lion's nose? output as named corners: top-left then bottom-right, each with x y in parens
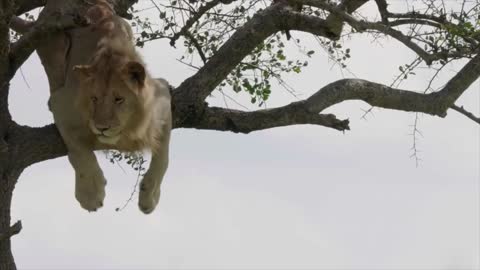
top-left (96, 124), bottom-right (110, 132)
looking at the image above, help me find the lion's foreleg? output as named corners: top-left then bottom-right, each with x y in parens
top-left (138, 132), bottom-right (170, 214)
top-left (64, 142), bottom-right (106, 212)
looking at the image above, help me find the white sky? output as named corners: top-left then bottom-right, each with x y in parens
top-left (6, 1), bottom-right (480, 269)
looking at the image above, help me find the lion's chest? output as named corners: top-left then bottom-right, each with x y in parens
top-left (95, 134), bottom-right (147, 152)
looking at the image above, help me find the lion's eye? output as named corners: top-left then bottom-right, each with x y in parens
top-left (115, 97), bottom-right (125, 104)
top-left (91, 96), bottom-right (98, 103)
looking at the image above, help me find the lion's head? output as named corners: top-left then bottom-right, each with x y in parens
top-left (73, 48), bottom-right (155, 146)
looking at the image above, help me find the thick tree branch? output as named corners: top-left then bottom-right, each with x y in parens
top-left (189, 51), bottom-right (479, 134)
top-left (12, 124), bottom-right (66, 168)
top-left (306, 79), bottom-right (446, 115)
top-left (183, 103), bottom-right (350, 134)
top-left (277, 11), bottom-right (334, 37)
top-left (9, 16), bottom-right (34, 33)
top-left (374, 0), bottom-right (388, 23)
top-left (14, 0), bottom-right (45, 15)
top-left (305, 53), bottom-right (480, 117)
top-left (6, 13), bottom-right (87, 81)
top-left (0, 0), bottom-right (14, 79)
top-left (436, 53), bottom-right (480, 107)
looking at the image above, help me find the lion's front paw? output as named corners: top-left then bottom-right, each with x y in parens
top-left (138, 175), bottom-right (161, 214)
top-left (75, 172), bottom-right (106, 212)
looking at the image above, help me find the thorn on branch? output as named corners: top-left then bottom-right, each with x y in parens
top-left (0, 221), bottom-right (22, 241)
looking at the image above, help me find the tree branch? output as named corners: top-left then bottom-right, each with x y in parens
top-left (183, 103), bottom-right (350, 134)
top-left (9, 16), bottom-right (34, 33)
top-left (179, 50), bottom-right (480, 133)
top-left (300, 0), bottom-right (476, 65)
top-left (450, 104), bottom-right (480, 124)
top-left (6, 13), bottom-right (87, 81)
top-left (0, 0), bottom-right (15, 77)
top-left (170, 0), bottom-right (224, 47)
top-left (184, 31), bottom-right (207, 63)
top-left (374, 0), bottom-right (388, 23)
top-left (0, 221), bottom-right (21, 241)
top-left (14, 0), bottom-right (46, 15)
top-left (114, 0), bottom-right (139, 19)
top-left (323, 0), bottom-right (369, 38)
top-left (305, 53), bottom-right (480, 117)
top-left (12, 124), bottom-right (66, 168)
top-left (306, 79), bottom-right (444, 115)
top-left (435, 53), bottom-right (480, 108)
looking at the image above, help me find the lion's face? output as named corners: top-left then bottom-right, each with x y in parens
top-left (74, 60), bottom-right (149, 145)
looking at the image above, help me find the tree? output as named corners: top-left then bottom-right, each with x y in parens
top-left (0, 0), bottom-right (479, 268)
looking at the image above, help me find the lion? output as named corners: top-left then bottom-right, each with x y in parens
top-left (19, 0), bottom-right (172, 214)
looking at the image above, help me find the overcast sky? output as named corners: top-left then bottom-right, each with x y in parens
top-left (6, 1), bottom-right (479, 269)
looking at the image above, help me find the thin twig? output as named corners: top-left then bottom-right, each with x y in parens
top-left (409, 112), bottom-right (423, 167)
top-left (451, 104), bottom-right (480, 124)
top-left (170, 0), bottom-right (223, 46)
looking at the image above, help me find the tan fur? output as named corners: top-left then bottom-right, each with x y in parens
top-left (47, 3), bottom-right (171, 214)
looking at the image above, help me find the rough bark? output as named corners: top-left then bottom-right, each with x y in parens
top-left (0, 172), bottom-right (19, 270)
top-left (0, 83), bottom-right (22, 270)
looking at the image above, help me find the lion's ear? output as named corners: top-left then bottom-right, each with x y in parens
top-left (123, 61), bottom-right (145, 88)
top-left (73, 65), bottom-right (94, 79)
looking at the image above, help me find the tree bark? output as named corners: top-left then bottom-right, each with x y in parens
top-left (0, 81), bottom-right (19, 269)
top-left (0, 174), bottom-right (16, 270)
